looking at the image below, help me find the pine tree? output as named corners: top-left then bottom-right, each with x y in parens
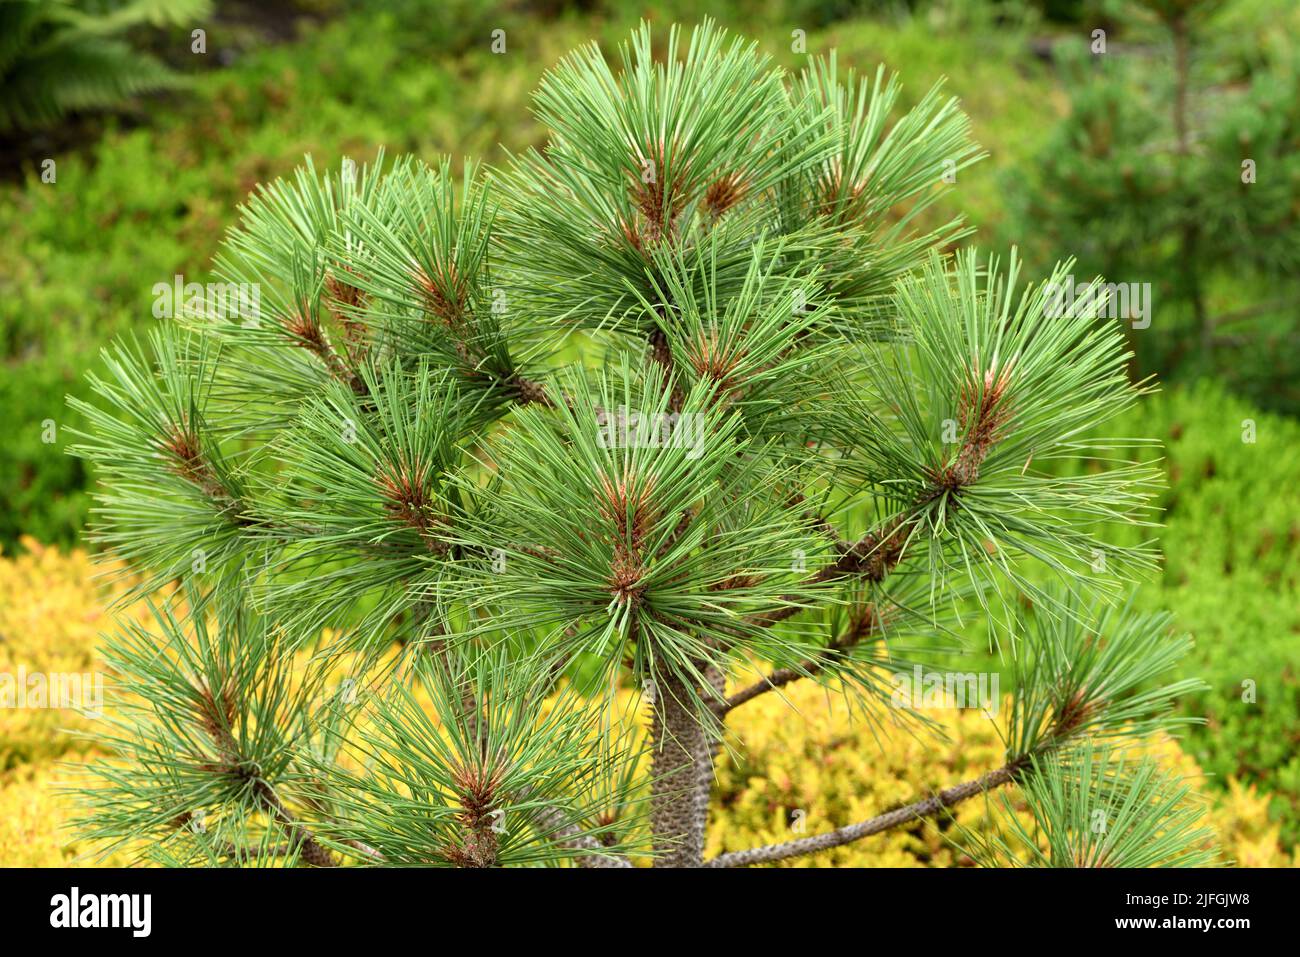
top-left (68, 21), bottom-right (1216, 868)
top-left (1009, 0), bottom-right (1300, 411)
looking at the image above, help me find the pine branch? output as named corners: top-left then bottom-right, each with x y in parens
top-left (704, 763), bottom-right (1020, 868)
top-left (742, 353), bottom-right (1018, 633)
top-left (718, 603), bottom-right (885, 714)
top-left (190, 659), bottom-right (337, 868)
top-left (251, 780), bottom-right (337, 868)
top-left (956, 745), bottom-right (1222, 868)
top-left (707, 593), bottom-right (1203, 867)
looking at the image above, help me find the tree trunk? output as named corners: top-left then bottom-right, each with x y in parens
top-left (649, 671), bottom-right (707, 867)
top-left (696, 664), bottom-right (726, 833)
top-left (1170, 14), bottom-right (1211, 362)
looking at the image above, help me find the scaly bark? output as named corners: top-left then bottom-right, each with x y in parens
top-left (650, 671), bottom-right (707, 867)
top-left (696, 663), bottom-right (727, 837)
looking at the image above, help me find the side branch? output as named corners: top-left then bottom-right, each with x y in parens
top-left (704, 763), bottom-right (1018, 868)
top-left (751, 371), bottom-right (1012, 626)
top-left (536, 806), bottom-right (633, 869)
top-left (748, 518), bottom-right (913, 630)
top-left (193, 682), bottom-right (337, 867)
top-left (718, 605), bottom-right (883, 715)
top-left (253, 779), bottom-right (338, 868)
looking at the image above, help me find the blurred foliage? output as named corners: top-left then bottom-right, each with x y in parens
top-left (0, 757), bottom-right (135, 866)
top-left (1004, 0), bottom-right (1300, 413)
top-left (1111, 382), bottom-right (1300, 845)
top-left (0, 539), bottom-right (153, 769)
top-left (0, 0), bottom-right (212, 132)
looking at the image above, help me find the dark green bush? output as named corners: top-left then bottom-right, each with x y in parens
top-left (1002, 0), bottom-right (1300, 413)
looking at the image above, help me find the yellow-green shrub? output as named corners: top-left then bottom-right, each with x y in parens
top-left (0, 544), bottom-right (1290, 867)
top-left (0, 756), bottom-right (136, 866)
top-left (0, 539), bottom-right (145, 769)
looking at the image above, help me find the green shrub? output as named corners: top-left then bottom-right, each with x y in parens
top-left (1116, 382), bottom-right (1300, 844)
top-left (1001, 0), bottom-right (1300, 412)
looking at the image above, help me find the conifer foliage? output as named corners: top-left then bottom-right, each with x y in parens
top-left (70, 21), bottom-right (1215, 868)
